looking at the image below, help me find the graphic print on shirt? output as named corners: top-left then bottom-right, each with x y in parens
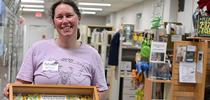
top-left (41, 57), bottom-right (91, 85)
top-left (57, 66), bottom-right (73, 84)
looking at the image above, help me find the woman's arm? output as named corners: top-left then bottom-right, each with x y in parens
top-left (3, 79), bottom-right (32, 97)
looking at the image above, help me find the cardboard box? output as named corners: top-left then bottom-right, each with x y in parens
top-left (9, 84), bottom-right (99, 100)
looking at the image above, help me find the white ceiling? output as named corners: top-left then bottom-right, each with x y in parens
top-left (44, 0), bottom-right (144, 16)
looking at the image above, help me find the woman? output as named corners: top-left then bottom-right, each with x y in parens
top-left (4, 0), bottom-right (108, 99)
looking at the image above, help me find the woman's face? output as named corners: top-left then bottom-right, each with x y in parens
top-left (53, 4), bottom-right (80, 37)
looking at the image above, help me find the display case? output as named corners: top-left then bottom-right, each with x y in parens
top-left (9, 84), bottom-right (99, 100)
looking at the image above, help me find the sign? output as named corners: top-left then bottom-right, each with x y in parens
top-left (179, 62), bottom-right (196, 83)
top-left (171, 35), bottom-right (182, 42)
top-left (35, 12), bottom-right (42, 18)
top-left (149, 41), bottom-right (167, 63)
top-left (198, 16), bottom-right (210, 37)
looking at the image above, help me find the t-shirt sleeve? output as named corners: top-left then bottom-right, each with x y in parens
top-left (16, 46), bottom-right (36, 82)
top-left (91, 53), bottom-right (108, 91)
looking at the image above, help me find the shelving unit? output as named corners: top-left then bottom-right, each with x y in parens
top-left (108, 24), bottom-right (142, 100)
top-left (86, 25), bottom-right (113, 67)
top-left (87, 25), bottom-right (113, 44)
top-left (109, 46), bottom-right (140, 100)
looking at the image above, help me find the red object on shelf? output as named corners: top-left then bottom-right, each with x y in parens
top-left (198, 0), bottom-right (210, 16)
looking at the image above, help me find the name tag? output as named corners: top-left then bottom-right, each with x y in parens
top-left (42, 61), bottom-right (58, 71)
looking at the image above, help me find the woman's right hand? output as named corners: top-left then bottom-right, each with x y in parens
top-left (3, 83), bottom-right (10, 97)
top-left (3, 79), bottom-right (32, 98)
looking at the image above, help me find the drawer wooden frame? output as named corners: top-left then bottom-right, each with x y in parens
top-left (9, 84), bottom-right (99, 100)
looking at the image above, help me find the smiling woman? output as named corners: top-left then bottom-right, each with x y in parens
top-left (3, 0), bottom-right (108, 99)
top-left (51, 1), bottom-right (81, 49)
top-left (53, 4), bottom-right (79, 36)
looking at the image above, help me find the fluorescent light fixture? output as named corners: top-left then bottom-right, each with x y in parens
top-left (21, 0), bottom-right (44, 3)
top-left (81, 11), bottom-right (96, 14)
top-left (21, 8), bottom-right (44, 12)
top-left (79, 7), bottom-right (102, 11)
top-left (79, 2), bottom-right (111, 6)
top-left (21, 4), bottom-right (44, 8)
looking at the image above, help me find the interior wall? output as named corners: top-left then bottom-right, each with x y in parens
top-left (177, 0), bottom-right (197, 33)
top-left (22, 12), bottom-right (54, 39)
top-left (21, 12), bottom-right (54, 55)
top-left (107, 0), bottom-right (197, 33)
top-left (169, 0), bottom-right (178, 22)
top-left (80, 15), bottom-right (106, 26)
top-left (163, 0), bottom-right (171, 22)
top-left (108, 0), bottom-right (157, 31)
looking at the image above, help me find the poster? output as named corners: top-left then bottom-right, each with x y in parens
top-left (197, 51), bottom-right (203, 73)
top-left (185, 45), bottom-right (196, 62)
top-left (150, 41), bottom-right (167, 63)
top-left (198, 16), bottom-right (210, 37)
top-left (179, 62), bottom-right (196, 83)
top-left (176, 46), bottom-right (186, 63)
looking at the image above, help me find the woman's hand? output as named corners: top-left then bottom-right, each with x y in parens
top-left (3, 83), bottom-right (10, 97)
top-left (3, 79), bottom-right (32, 98)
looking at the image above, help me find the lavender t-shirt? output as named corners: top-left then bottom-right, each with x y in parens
top-left (16, 39), bottom-right (108, 91)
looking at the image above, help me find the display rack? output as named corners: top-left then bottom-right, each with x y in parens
top-left (143, 37), bottom-right (210, 100)
top-left (172, 38), bottom-right (209, 100)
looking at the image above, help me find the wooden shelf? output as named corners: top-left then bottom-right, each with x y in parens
top-left (147, 78), bottom-right (173, 83)
top-left (186, 37), bottom-right (210, 42)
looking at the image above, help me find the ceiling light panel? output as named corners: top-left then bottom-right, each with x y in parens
top-left (21, 4), bottom-right (44, 8)
top-left (21, 8), bottom-right (44, 12)
top-left (81, 11), bottom-right (96, 14)
top-left (21, 0), bottom-right (44, 3)
top-left (78, 2), bottom-right (111, 6)
top-left (79, 7), bottom-right (102, 11)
